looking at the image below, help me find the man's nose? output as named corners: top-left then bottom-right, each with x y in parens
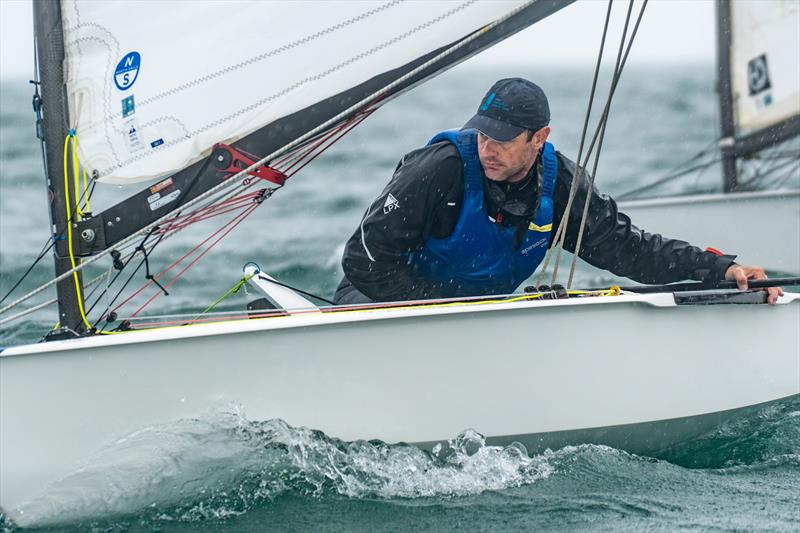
top-left (481, 139), bottom-right (499, 156)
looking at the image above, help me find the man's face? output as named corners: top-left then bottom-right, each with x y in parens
top-left (477, 127), bottom-right (550, 183)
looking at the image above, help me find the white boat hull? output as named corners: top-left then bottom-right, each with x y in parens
top-left (2, 292), bottom-right (799, 525)
top-left (619, 190), bottom-right (800, 275)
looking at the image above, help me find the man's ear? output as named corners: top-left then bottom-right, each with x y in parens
top-left (535, 126), bottom-right (551, 145)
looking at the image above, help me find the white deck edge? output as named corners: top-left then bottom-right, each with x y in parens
top-left (3, 291), bottom-right (799, 358)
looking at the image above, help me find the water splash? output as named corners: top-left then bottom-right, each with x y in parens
top-left (6, 396), bottom-right (799, 530)
top-left (10, 407), bottom-right (553, 528)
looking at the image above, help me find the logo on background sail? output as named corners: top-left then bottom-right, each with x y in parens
top-left (114, 52), bottom-right (141, 91)
top-left (383, 193), bottom-right (399, 214)
top-left (747, 54), bottom-right (771, 96)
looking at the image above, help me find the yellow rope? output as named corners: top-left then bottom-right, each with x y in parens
top-left (62, 133), bottom-right (95, 332)
top-left (82, 284), bottom-right (627, 336)
top-left (191, 272), bottom-right (256, 322)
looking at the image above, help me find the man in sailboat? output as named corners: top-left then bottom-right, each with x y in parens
top-left (334, 78), bottom-right (781, 305)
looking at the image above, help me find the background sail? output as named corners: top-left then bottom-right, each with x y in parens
top-left (61, 0), bottom-right (529, 184)
top-left (729, 0), bottom-right (800, 134)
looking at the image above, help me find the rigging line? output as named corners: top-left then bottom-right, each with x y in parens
top-left (553, 0), bottom-right (634, 286)
top-left (615, 138), bottom-right (721, 200)
top-left (8, 10), bottom-right (95, 311)
top-left (282, 109), bottom-right (377, 178)
top-left (0, 298), bottom-right (56, 327)
top-left (190, 272), bottom-right (256, 323)
top-left (0, 238), bottom-right (55, 307)
top-left (568, 0), bottom-right (646, 289)
top-left (617, 154), bottom-right (723, 199)
top-left (771, 161), bottom-right (800, 189)
top-left (157, 191), bottom-right (264, 228)
top-left (105, 196), bottom-right (263, 321)
top-left (89, 222), bottom-right (172, 328)
top-left (90, 184), bottom-right (262, 328)
top-left (91, 226), bottom-right (173, 327)
top-left (129, 202), bottom-right (261, 318)
top-left (0, 1), bottom-right (537, 316)
top-left (536, 0), bottom-right (614, 287)
top-left (88, 246), bottom-right (149, 328)
top-left (278, 104), bottom-right (379, 174)
top-left (85, 198), bottom-right (221, 328)
top-left (0, 153), bottom-right (98, 308)
top-left (272, 116), bottom-right (355, 170)
top-left (737, 156), bottom-right (800, 191)
top-left (551, 0), bottom-right (646, 286)
top-left (570, 0), bottom-right (646, 183)
top-left (89, 154), bottom-right (230, 327)
top-left (0, 270), bottom-right (110, 328)
top-left (92, 109), bottom-right (363, 322)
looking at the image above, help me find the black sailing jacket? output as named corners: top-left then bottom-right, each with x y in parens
top-left (340, 141), bottom-right (735, 302)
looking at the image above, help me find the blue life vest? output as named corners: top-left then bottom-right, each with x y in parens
top-left (408, 129), bottom-right (558, 297)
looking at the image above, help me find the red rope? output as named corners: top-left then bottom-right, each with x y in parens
top-left (110, 198), bottom-right (259, 316)
top-left (283, 110), bottom-right (375, 178)
top-left (128, 202), bottom-right (260, 318)
top-left (107, 100), bottom-right (386, 325)
top-left (155, 190), bottom-right (263, 233)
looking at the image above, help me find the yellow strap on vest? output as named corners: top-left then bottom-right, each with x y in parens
top-left (528, 222), bottom-right (552, 232)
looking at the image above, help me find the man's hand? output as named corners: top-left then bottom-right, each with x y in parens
top-left (724, 264), bottom-right (783, 305)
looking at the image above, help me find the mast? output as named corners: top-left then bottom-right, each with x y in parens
top-left (716, 0), bottom-right (737, 192)
top-left (33, 0), bottom-right (86, 334)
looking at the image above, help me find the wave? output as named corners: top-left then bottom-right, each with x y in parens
top-left (6, 395), bottom-right (799, 530)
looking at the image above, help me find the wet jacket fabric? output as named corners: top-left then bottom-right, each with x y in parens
top-left (407, 129), bottom-right (558, 297)
top-left (337, 135), bottom-right (736, 303)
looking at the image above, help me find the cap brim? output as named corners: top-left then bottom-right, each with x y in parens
top-left (461, 114), bottom-right (525, 142)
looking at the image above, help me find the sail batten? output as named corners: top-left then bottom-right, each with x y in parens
top-left (60, 0), bottom-right (556, 185)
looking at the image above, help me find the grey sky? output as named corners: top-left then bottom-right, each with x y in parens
top-left (0, 0), bottom-right (715, 79)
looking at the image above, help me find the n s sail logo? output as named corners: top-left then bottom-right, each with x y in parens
top-left (114, 52), bottom-right (141, 91)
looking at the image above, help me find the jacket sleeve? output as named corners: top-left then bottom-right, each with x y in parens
top-left (552, 154), bottom-right (736, 284)
top-left (341, 143), bottom-right (464, 301)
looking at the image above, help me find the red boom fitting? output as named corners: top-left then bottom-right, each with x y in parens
top-left (211, 143), bottom-right (288, 186)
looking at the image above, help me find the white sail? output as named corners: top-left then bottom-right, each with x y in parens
top-left (729, 0), bottom-right (800, 133)
top-left (60, 0), bottom-right (528, 184)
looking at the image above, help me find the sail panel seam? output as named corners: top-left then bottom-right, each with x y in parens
top-left (94, 0), bottom-right (478, 178)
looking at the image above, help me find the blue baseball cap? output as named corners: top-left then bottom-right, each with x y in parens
top-left (462, 78), bottom-right (550, 142)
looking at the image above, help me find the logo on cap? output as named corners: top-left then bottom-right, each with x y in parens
top-left (479, 92), bottom-right (509, 112)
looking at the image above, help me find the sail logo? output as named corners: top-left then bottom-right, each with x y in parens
top-left (114, 52), bottom-right (141, 91)
top-left (383, 193), bottom-right (400, 214)
top-left (747, 54), bottom-right (771, 96)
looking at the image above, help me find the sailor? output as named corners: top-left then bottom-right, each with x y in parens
top-left (334, 78), bottom-right (782, 304)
